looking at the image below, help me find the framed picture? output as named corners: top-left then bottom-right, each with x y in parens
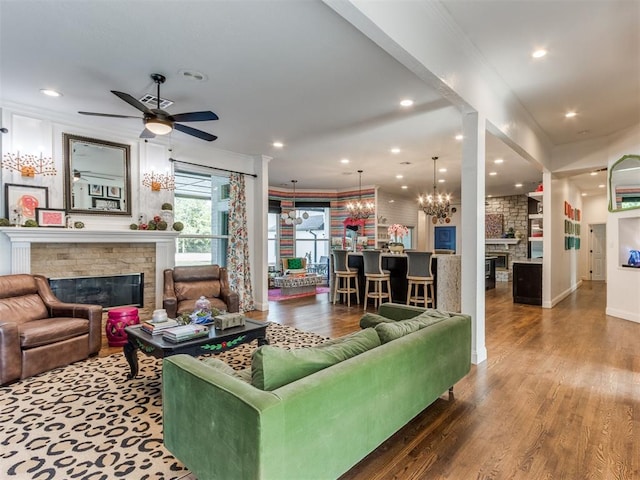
top-left (36, 208), bottom-right (66, 227)
top-left (106, 186), bottom-right (121, 198)
top-left (92, 197), bottom-right (120, 210)
top-left (89, 184), bottom-right (103, 196)
top-left (4, 183), bottom-right (49, 222)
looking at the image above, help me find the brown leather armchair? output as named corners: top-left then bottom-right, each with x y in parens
top-left (163, 265), bottom-right (239, 318)
top-left (0, 274), bottom-right (103, 386)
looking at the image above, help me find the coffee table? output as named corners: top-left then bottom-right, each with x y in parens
top-left (123, 318), bottom-right (269, 379)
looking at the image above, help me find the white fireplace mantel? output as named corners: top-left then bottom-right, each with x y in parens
top-left (0, 227), bottom-right (180, 308)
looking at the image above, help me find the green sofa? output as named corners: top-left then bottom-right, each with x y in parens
top-left (162, 303), bottom-right (471, 480)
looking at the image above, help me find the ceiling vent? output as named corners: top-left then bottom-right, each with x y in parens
top-left (139, 94), bottom-right (173, 109)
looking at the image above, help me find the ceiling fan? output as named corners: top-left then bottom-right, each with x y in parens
top-left (78, 73), bottom-right (218, 142)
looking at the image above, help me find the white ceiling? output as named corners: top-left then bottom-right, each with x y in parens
top-left (1, 0), bottom-right (638, 201)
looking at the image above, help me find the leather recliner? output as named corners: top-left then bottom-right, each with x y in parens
top-left (0, 274), bottom-right (103, 386)
top-left (163, 265), bottom-right (239, 319)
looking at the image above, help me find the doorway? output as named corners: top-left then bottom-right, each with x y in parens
top-left (434, 226), bottom-right (456, 252)
top-left (589, 223), bottom-right (606, 281)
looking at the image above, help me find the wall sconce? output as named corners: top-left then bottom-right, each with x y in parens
top-left (1, 151), bottom-right (57, 177)
top-left (142, 171), bottom-right (175, 191)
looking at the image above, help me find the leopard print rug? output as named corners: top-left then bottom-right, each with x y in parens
top-left (0, 323), bottom-right (327, 480)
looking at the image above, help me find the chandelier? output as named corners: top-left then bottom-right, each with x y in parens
top-left (281, 180), bottom-right (308, 225)
top-left (346, 170), bottom-right (375, 220)
top-left (419, 156), bottom-right (452, 224)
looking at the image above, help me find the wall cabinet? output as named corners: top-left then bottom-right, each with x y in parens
top-left (527, 192), bottom-right (543, 259)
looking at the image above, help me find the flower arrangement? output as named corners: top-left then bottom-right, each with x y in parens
top-left (387, 224), bottom-right (408, 243)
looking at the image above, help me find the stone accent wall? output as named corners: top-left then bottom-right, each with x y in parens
top-left (31, 243), bottom-right (156, 320)
top-left (485, 195), bottom-right (529, 281)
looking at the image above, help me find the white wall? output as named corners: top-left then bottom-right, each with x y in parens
top-left (605, 126), bottom-right (640, 322)
top-left (548, 176), bottom-right (583, 307)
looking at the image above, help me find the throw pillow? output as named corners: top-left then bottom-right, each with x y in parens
top-left (359, 312), bottom-right (395, 329)
top-left (251, 328), bottom-right (381, 391)
top-left (287, 257), bottom-right (303, 270)
top-left (375, 320), bottom-right (423, 343)
top-left (374, 314), bottom-right (450, 343)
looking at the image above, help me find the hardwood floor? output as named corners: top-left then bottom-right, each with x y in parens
top-left (101, 281), bottom-right (640, 479)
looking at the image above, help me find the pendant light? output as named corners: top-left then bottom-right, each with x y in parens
top-left (281, 180), bottom-right (308, 225)
top-left (419, 156), bottom-right (452, 224)
top-left (346, 170), bottom-right (375, 220)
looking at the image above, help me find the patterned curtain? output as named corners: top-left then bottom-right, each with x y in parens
top-left (227, 173), bottom-right (255, 312)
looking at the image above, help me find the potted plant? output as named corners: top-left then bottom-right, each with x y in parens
top-left (387, 224), bottom-right (408, 254)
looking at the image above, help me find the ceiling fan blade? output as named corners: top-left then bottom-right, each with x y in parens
top-left (111, 90), bottom-right (153, 114)
top-left (169, 111), bottom-right (219, 122)
top-left (140, 128), bottom-right (155, 139)
top-left (78, 111), bottom-right (141, 119)
top-left (174, 123), bottom-right (218, 142)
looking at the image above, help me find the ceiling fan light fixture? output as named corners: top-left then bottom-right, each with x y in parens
top-left (145, 117), bottom-right (173, 135)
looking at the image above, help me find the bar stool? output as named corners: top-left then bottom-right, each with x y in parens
top-left (332, 249), bottom-right (360, 306)
top-left (405, 251), bottom-right (434, 307)
top-left (362, 250), bottom-right (392, 310)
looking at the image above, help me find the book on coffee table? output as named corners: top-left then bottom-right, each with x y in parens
top-left (162, 324), bottom-right (209, 343)
top-left (141, 319), bottom-right (179, 335)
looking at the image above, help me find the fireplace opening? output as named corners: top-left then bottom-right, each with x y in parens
top-left (487, 252), bottom-right (509, 271)
top-left (48, 273), bottom-right (144, 310)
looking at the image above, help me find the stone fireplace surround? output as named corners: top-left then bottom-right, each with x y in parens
top-left (0, 228), bottom-right (178, 320)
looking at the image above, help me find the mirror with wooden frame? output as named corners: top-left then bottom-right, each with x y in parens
top-left (608, 154), bottom-right (640, 212)
top-left (63, 133), bottom-right (131, 216)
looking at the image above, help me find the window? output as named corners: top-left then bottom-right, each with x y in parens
top-left (174, 170), bottom-right (230, 267)
top-left (294, 207), bottom-right (331, 279)
top-left (267, 212), bottom-right (279, 269)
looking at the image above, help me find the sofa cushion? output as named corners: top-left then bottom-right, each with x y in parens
top-left (374, 313), bottom-right (450, 343)
top-left (251, 328), bottom-right (380, 391)
top-left (359, 312), bottom-right (395, 329)
top-left (20, 317), bottom-right (89, 348)
top-left (202, 357), bottom-right (237, 375)
top-left (174, 280), bottom-right (221, 302)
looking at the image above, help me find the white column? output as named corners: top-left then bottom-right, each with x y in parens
top-left (461, 112), bottom-right (487, 365)
top-left (12, 241), bottom-right (31, 274)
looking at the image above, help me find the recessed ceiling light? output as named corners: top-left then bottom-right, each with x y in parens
top-left (487, 195), bottom-right (493, 198)
top-left (590, 171), bottom-right (598, 176)
top-left (40, 89), bottom-right (62, 97)
top-left (489, 172), bottom-right (497, 176)
top-left (515, 183), bottom-right (523, 188)
top-left (340, 158), bottom-right (350, 164)
top-left (439, 168), bottom-right (447, 173)
top-left (272, 141), bottom-right (284, 148)
top-left (395, 174), bottom-right (403, 179)
top-left (438, 179), bottom-right (445, 183)
top-left (598, 184), bottom-right (605, 188)
top-left (494, 158), bottom-right (504, 164)
top-left (391, 148), bottom-right (401, 154)
top-left (581, 193), bottom-right (587, 196)
top-left (400, 99), bottom-right (414, 107)
top-left (532, 49), bottom-right (547, 59)
top-left (455, 134), bottom-right (464, 141)
top-left (401, 185), bottom-right (408, 189)
top-left (389, 199), bottom-right (395, 203)
top-left (565, 111), bottom-right (577, 118)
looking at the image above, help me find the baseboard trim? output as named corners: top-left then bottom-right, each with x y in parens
top-left (549, 280), bottom-right (583, 308)
top-left (605, 307), bottom-right (640, 323)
